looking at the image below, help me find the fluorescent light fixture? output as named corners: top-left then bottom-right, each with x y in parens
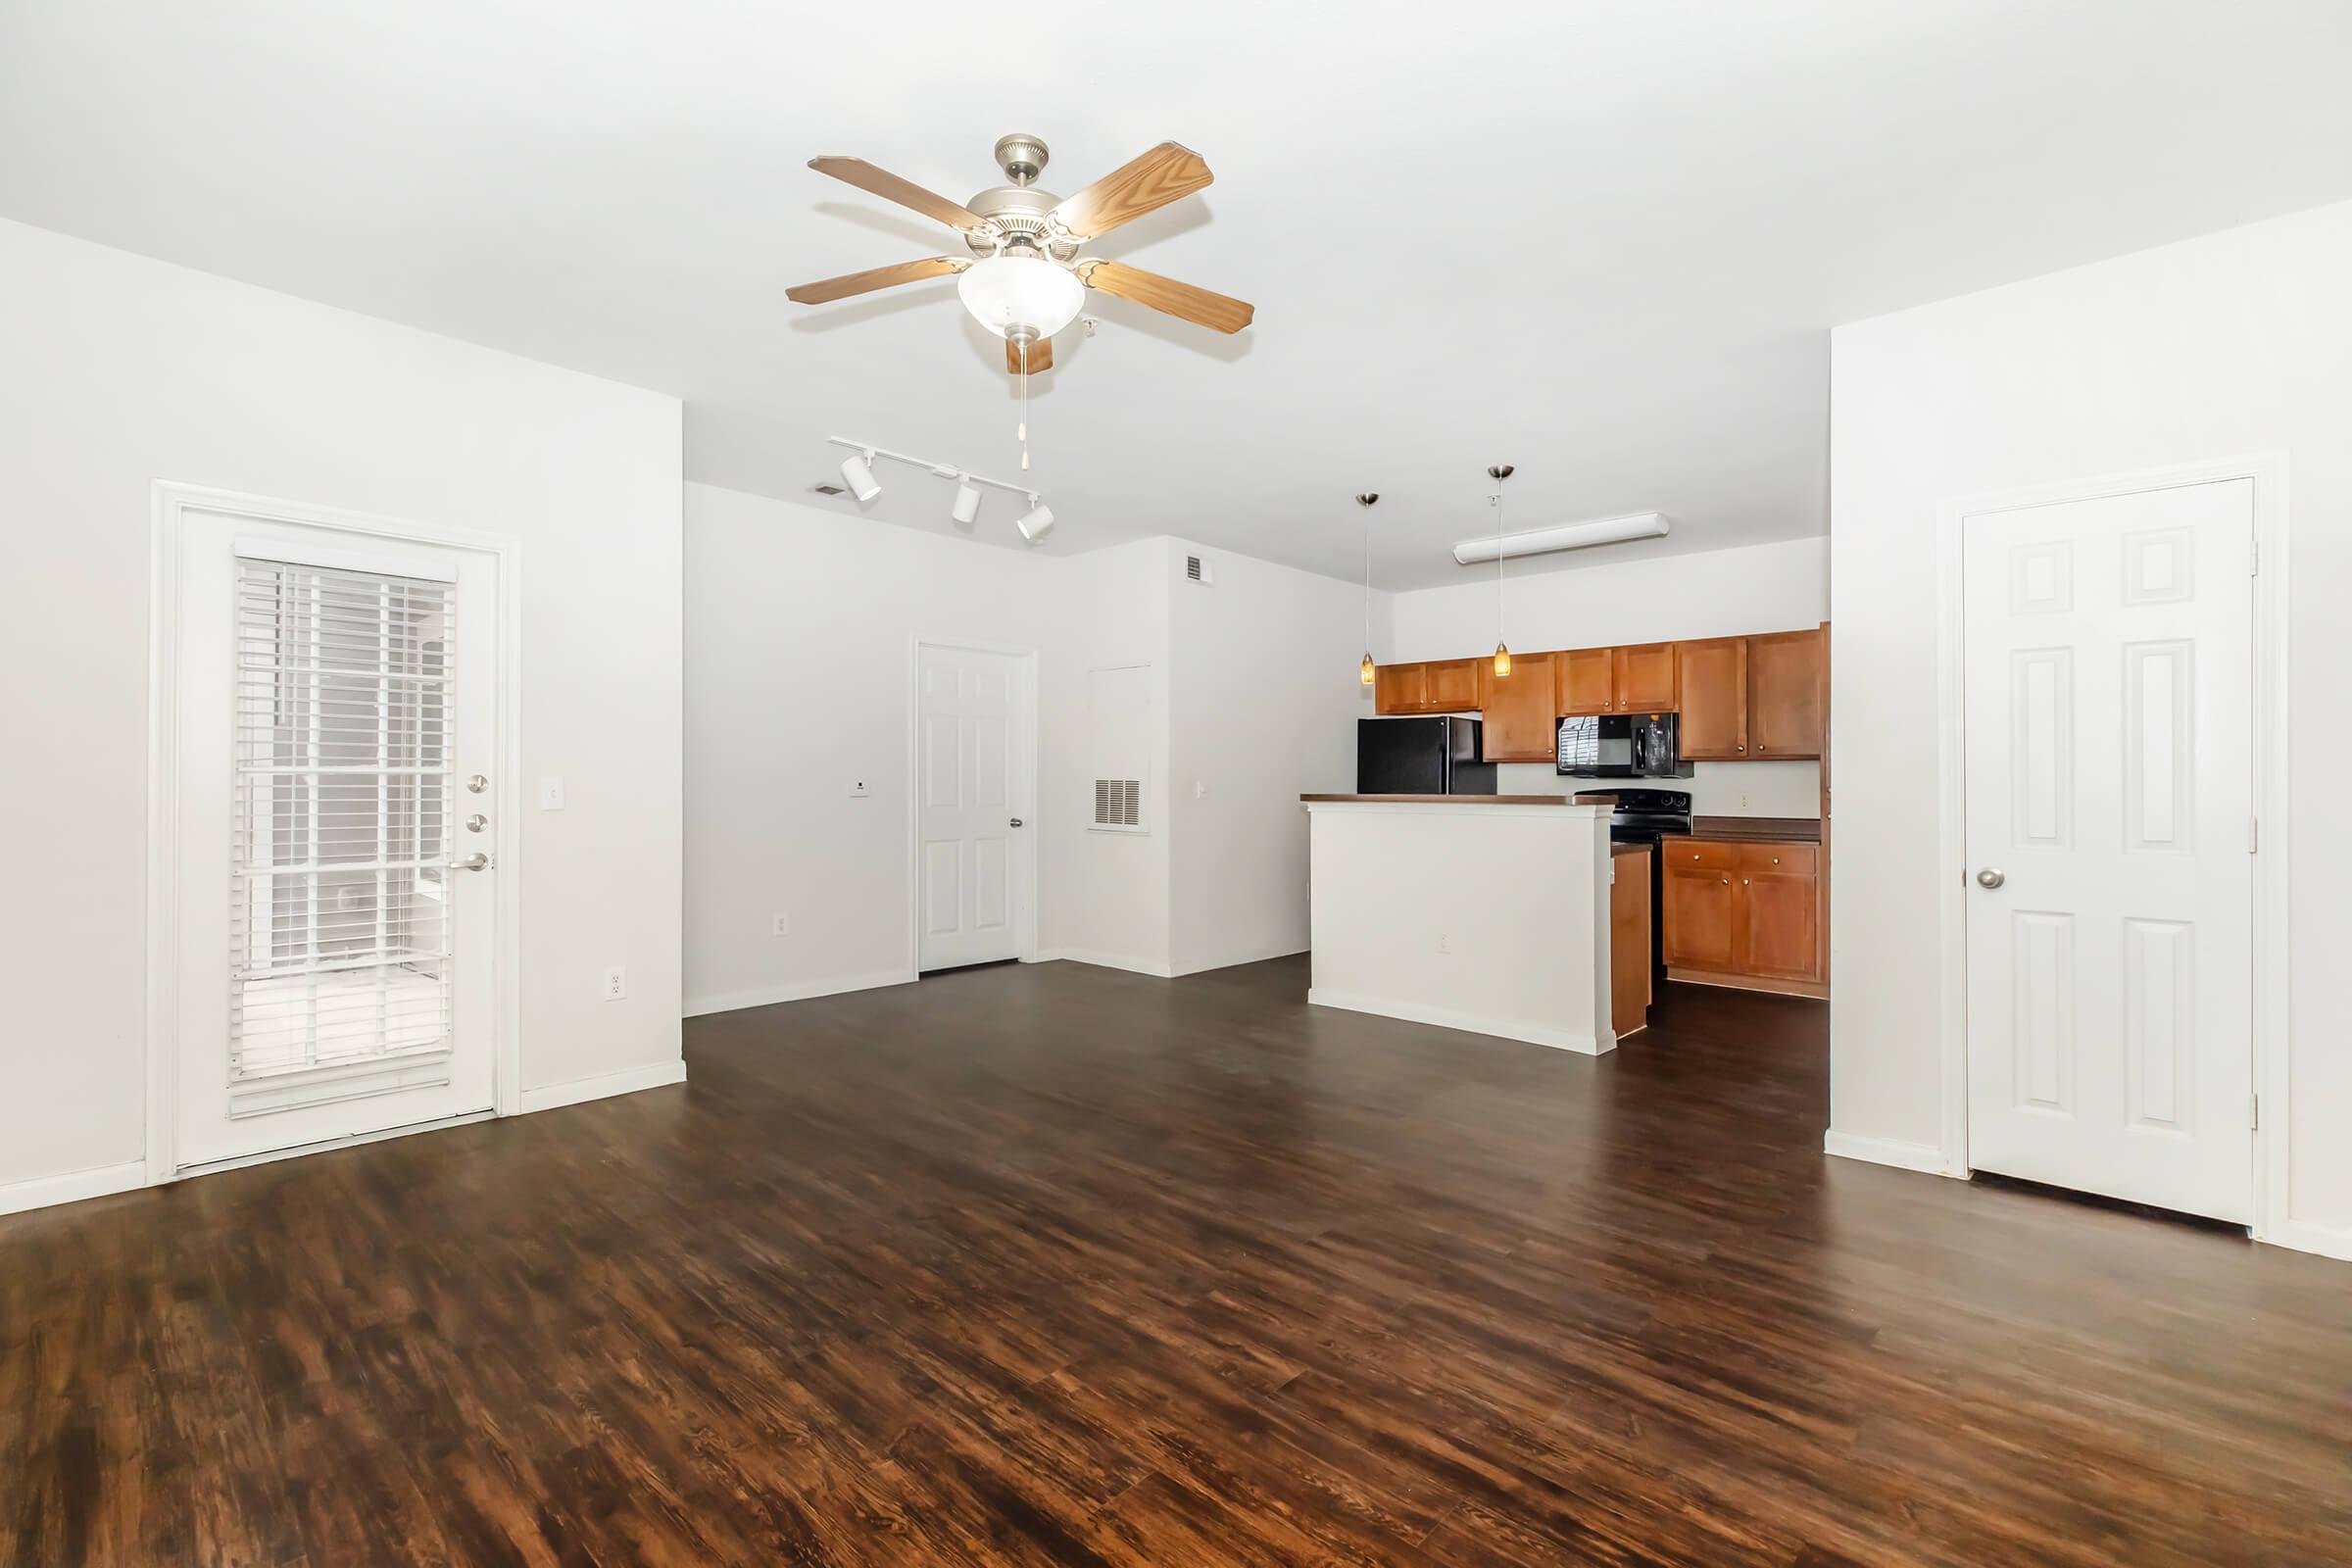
top-left (1015, 500), bottom-right (1055, 541)
top-left (839, 451), bottom-right (881, 503)
top-left (1452, 511), bottom-right (1668, 565)
top-left (951, 479), bottom-right (982, 525)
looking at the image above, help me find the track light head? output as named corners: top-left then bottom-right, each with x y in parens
top-left (1356, 493), bottom-right (1379, 508)
top-left (1015, 499), bottom-right (1055, 542)
top-left (951, 479), bottom-right (982, 526)
top-left (839, 450), bottom-right (881, 503)
top-left (1488, 464), bottom-right (1514, 483)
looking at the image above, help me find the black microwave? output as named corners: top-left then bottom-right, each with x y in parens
top-left (1557, 712), bottom-right (1694, 778)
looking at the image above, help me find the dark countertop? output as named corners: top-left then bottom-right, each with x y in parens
top-left (1299, 794), bottom-right (1589, 806)
top-left (1683, 815), bottom-right (1823, 844)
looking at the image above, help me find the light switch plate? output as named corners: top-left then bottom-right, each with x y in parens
top-left (850, 781), bottom-right (870, 798)
top-left (539, 776), bottom-right (566, 810)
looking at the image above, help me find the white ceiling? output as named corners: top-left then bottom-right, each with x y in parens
top-left (5, 2), bottom-right (2349, 588)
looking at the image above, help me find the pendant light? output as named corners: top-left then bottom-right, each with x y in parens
top-left (1489, 464), bottom-right (1515, 674)
top-left (1356, 493), bottom-right (1380, 685)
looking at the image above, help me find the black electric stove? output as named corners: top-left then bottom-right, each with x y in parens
top-left (1574, 789), bottom-right (1693, 979)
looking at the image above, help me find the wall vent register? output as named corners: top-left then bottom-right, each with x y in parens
top-left (1093, 778), bottom-right (1143, 828)
top-left (227, 557), bottom-right (456, 1116)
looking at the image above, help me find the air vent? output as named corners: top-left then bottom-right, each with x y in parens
top-left (1185, 554), bottom-right (1213, 584)
top-left (810, 483), bottom-right (847, 496)
top-left (1093, 778), bottom-right (1142, 828)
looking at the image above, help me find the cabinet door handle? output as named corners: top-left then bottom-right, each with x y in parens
top-left (1721, 876), bottom-right (1730, 885)
top-left (1738, 744), bottom-right (1745, 752)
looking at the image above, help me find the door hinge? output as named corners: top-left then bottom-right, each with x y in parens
top-left (2250, 1094), bottom-right (2261, 1131)
top-left (2249, 817), bottom-right (2260, 855)
top-left (2249, 537), bottom-right (2260, 576)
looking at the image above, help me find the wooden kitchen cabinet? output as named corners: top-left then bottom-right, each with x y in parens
top-left (1555, 643), bottom-right (1676, 714)
top-left (1613, 643), bottom-right (1679, 712)
top-left (1662, 857), bottom-right (1737, 971)
top-left (1477, 652), bottom-right (1557, 761)
top-left (1744, 628), bottom-right (1825, 759)
top-left (1610, 846), bottom-right (1653, 1040)
top-left (1423, 658), bottom-right (1482, 713)
top-left (1662, 837), bottom-right (1824, 995)
top-left (1556, 647), bottom-right (1614, 715)
top-left (1373, 659), bottom-right (1483, 715)
top-left (1676, 636), bottom-right (1747, 759)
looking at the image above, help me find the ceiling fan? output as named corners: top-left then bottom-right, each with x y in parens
top-left (786, 133), bottom-right (1254, 373)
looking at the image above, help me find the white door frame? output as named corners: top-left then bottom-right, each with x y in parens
top-left (1934, 453), bottom-right (2295, 1246)
top-left (146, 481), bottom-right (524, 1185)
top-left (906, 636), bottom-right (1040, 975)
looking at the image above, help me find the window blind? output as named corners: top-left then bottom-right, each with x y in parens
top-left (228, 558), bottom-right (455, 1110)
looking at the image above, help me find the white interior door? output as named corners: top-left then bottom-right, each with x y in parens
top-left (1962, 479), bottom-right (2255, 1221)
top-left (171, 507), bottom-right (499, 1171)
top-left (916, 643), bottom-right (1033, 971)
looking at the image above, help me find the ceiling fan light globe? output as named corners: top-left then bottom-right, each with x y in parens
top-left (958, 256), bottom-right (1085, 341)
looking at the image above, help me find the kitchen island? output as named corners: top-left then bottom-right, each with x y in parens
top-left (1299, 795), bottom-right (1618, 1054)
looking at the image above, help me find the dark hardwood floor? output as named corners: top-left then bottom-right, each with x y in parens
top-left (5, 957), bottom-right (2348, 1565)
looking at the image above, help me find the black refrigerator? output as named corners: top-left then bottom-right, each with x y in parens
top-left (1356, 716), bottom-right (1497, 795)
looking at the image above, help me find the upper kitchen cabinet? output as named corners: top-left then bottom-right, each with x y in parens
top-left (1373, 659), bottom-right (1484, 715)
top-left (1677, 636), bottom-right (1748, 759)
top-left (1423, 658), bottom-right (1482, 713)
top-left (1373, 662), bottom-right (1426, 714)
top-left (1613, 643), bottom-right (1680, 711)
top-left (1556, 648), bottom-right (1615, 715)
top-left (1745, 627), bottom-right (1826, 758)
top-left (1477, 652), bottom-right (1558, 761)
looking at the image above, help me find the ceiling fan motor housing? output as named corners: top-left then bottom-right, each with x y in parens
top-left (961, 184), bottom-right (1078, 260)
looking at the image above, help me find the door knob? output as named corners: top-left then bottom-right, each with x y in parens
top-left (452, 852), bottom-right (490, 871)
top-left (1976, 866), bottom-right (2005, 889)
top-left (1008, 817), bottom-right (1025, 828)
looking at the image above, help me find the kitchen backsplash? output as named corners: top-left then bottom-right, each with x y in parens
top-left (1493, 760), bottom-right (1822, 818)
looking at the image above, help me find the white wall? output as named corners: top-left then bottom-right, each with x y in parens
top-left (1388, 536), bottom-right (1829, 816)
top-left (1830, 199), bottom-right (2352, 1251)
top-left (1166, 540), bottom-right (1377, 976)
top-left (0, 218), bottom-right (684, 1199)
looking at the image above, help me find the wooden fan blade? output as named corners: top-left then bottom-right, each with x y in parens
top-left (786, 256), bottom-right (967, 305)
top-left (1004, 335), bottom-right (1054, 373)
top-left (808, 156), bottom-right (993, 232)
top-left (1047, 142), bottom-right (1212, 239)
top-left (1079, 260), bottom-right (1253, 333)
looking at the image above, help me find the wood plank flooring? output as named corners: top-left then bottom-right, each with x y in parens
top-left (4, 956), bottom-right (2347, 1565)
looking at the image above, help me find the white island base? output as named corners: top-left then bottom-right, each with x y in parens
top-left (1301, 796), bottom-right (1616, 1054)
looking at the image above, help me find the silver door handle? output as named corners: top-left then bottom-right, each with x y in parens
top-left (452, 853), bottom-right (490, 871)
top-left (1976, 866), bottom-right (2004, 889)
top-left (1009, 817), bottom-right (1025, 828)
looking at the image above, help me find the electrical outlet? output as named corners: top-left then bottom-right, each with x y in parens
top-left (771, 912), bottom-right (789, 937)
top-left (1436, 932), bottom-right (1450, 956)
top-left (539, 776), bottom-right (566, 810)
top-left (601, 965), bottom-right (626, 1001)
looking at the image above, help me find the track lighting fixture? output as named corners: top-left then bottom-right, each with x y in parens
top-left (839, 449), bottom-right (881, 503)
top-left (822, 437), bottom-right (1051, 543)
top-left (1356, 493), bottom-right (1380, 686)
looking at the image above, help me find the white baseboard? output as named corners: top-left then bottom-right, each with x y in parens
top-left (1168, 944), bottom-right (1309, 978)
top-left (1033, 949), bottom-right (1176, 979)
top-left (1306, 987), bottom-right (1609, 1055)
top-left (516, 1058), bottom-right (687, 1114)
top-left (683, 969), bottom-right (916, 1018)
top-left (1824, 1128), bottom-right (1955, 1176)
top-left (0, 1159), bottom-right (149, 1218)
top-left (2263, 1217), bottom-right (2352, 1264)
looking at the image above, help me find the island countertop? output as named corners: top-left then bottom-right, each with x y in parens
top-left (1299, 794), bottom-right (1588, 806)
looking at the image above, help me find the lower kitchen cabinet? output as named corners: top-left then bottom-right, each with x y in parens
top-left (1661, 838), bottom-right (1824, 996)
top-left (1610, 846), bottom-right (1652, 1039)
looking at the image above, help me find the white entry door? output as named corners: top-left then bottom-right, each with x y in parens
top-left (916, 643), bottom-right (1034, 971)
top-left (169, 504), bottom-right (500, 1172)
top-left (1962, 478), bottom-right (2255, 1221)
